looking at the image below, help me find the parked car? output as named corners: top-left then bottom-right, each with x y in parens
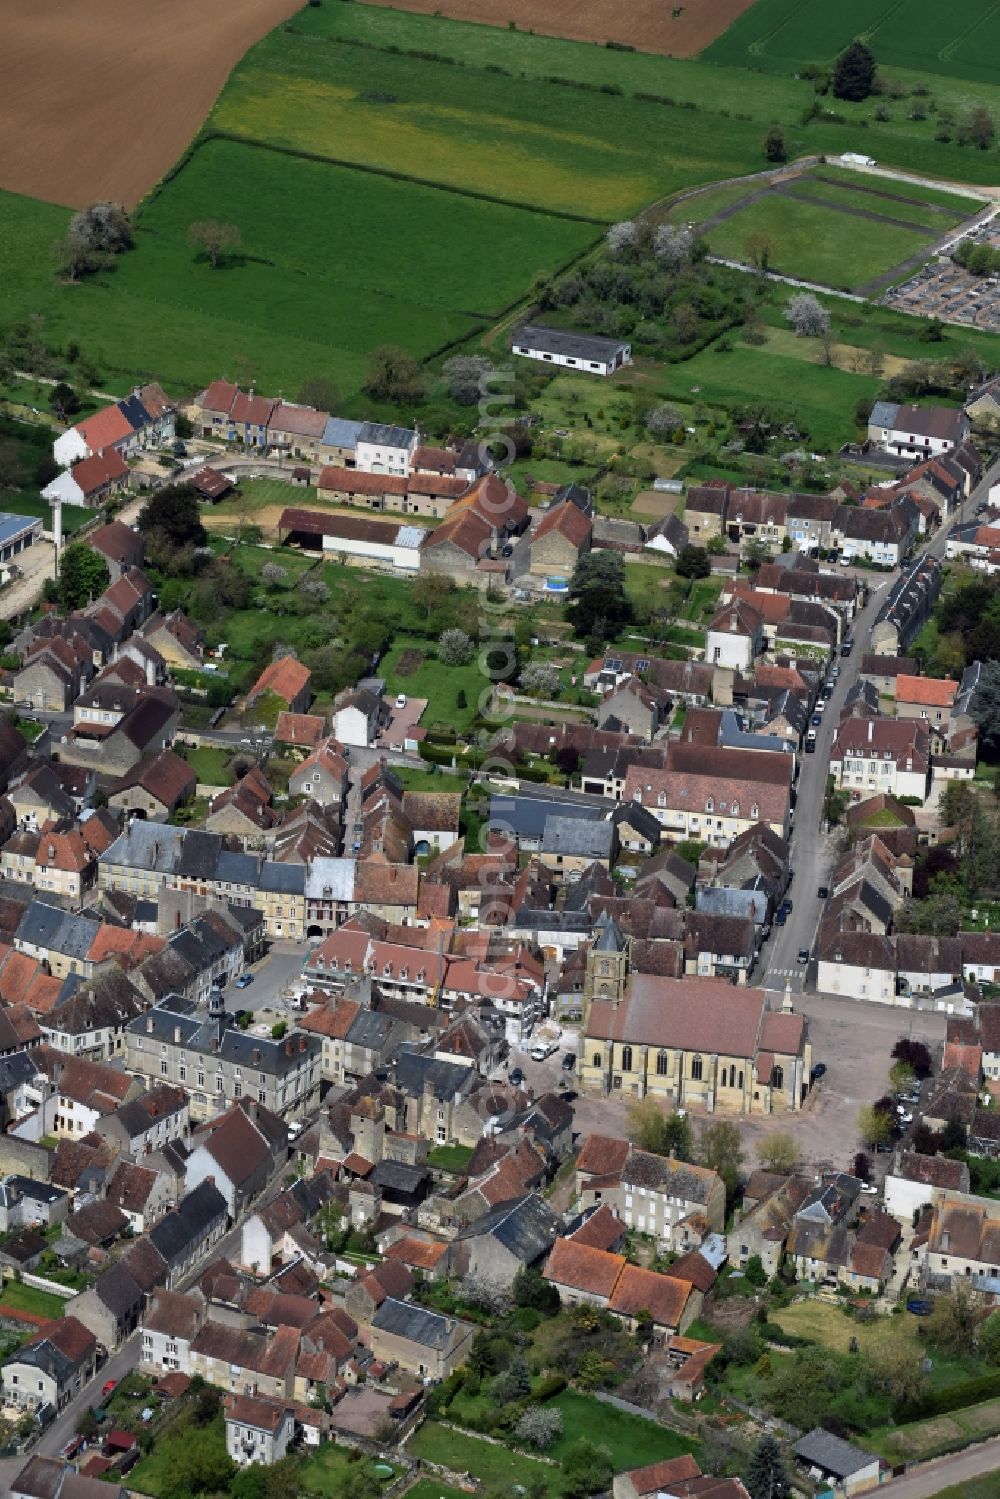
top-left (797, 948), bottom-right (810, 963)
top-left (235, 973), bottom-right (254, 990)
top-left (831, 666), bottom-right (841, 680)
top-left (63, 1436), bottom-right (85, 1460)
top-left (775, 907), bottom-right (787, 925)
top-left (395, 694), bottom-right (407, 710)
top-left (817, 886), bottom-right (829, 899)
top-left (509, 1067), bottom-right (524, 1086)
top-left (860, 1182), bottom-right (879, 1196)
top-left (782, 899), bottom-right (793, 914)
top-left (897, 1109), bottom-right (914, 1125)
top-left (841, 638), bottom-right (854, 657)
top-left (811, 714), bottom-right (822, 727)
top-left (561, 1052), bottom-right (576, 1070)
top-left (101, 1380), bottom-right (117, 1399)
top-left (811, 1062), bottom-right (827, 1081)
top-left (907, 1298), bottom-right (933, 1316)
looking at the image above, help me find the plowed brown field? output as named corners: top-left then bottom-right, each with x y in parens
top-left (360, 0), bottom-right (758, 56)
top-left (0, 0), bottom-right (302, 209)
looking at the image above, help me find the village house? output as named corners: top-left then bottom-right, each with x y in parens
top-left (829, 718), bottom-right (930, 803)
top-left (868, 400), bottom-right (970, 460)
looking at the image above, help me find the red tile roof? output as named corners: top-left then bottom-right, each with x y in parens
top-left (77, 405), bottom-right (133, 452)
top-left (249, 657), bottom-right (311, 707)
top-left (544, 1237), bottom-right (625, 1299)
top-left (71, 448), bottom-right (129, 497)
top-left (895, 674), bottom-right (958, 708)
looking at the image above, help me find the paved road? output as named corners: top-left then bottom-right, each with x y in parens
top-left (879, 1436), bottom-right (1000, 1498)
top-left (765, 451), bottom-right (1000, 1004)
top-left (0, 1153), bottom-right (299, 1489)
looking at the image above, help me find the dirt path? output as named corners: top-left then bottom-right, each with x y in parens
top-left (0, 0), bottom-right (302, 207)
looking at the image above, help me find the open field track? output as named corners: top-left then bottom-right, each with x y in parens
top-left (0, 0), bottom-right (303, 207)
top-left (354, 0), bottom-right (759, 57)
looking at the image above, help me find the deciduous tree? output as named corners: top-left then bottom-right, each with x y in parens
top-left (58, 543), bottom-right (109, 612)
top-left (757, 1131), bottom-right (798, 1174)
top-left (188, 220), bottom-right (242, 268)
top-left (762, 125), bottom-right (787, 162)
top-left (785, 292), bottom-right (830, 338)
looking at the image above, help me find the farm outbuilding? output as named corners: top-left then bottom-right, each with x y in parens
top-left (279, 507), bottom-right (423, 572)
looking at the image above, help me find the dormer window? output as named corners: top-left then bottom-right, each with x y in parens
top-left (751, 803), bottom-right (760, 818)
top-left (732, 801), bottom-right (739, 816)
top-left (706, 797), bottom-right (714, 813)
top-left (657, 791), bottom-right (666, 807)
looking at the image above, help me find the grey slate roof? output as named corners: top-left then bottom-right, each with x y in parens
top-left (514, 324), bottom-right (630, 361)
top-left (394, 1047), bottom-right (473, 1103)
top-left (322, 417), bottom-right (363, 449)
top-left (358, 422), bottom-right (417, 449)
top-left (490, 793), bottom-right (600, 843)
top-left (371, 1296), bottom-right (459, 1348)
top-left (455, 1192), bottom-right (560, 1264)
top-left (16, 902), bottom-right (100, 960)
top-left (542, 816), bottom-right (613, 859)
top-left (794, 1428), bottom-right (878, 1479)
top-left (149, 1181), bottom-right (227, 1266)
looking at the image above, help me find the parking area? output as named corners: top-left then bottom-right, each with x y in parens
top-left (884, 217), bottom-right (1000, 330)
top-left (328, 1385), bottom-right (399, 1437)
top-left (377, 694), bottom-right (428, 750)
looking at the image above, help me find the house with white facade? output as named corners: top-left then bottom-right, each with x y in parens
top-left (355, 422), bottom-right (418, 477)
top-left (829, 718), bottom-right (930, 803)
top-left (868, 401), bottom-right (969, 460)
top-left (706, 600), bottom-right (763, 672)
top-left (225, 1393), bottom-right (296, 1468)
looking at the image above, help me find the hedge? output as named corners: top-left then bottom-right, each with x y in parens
top-left (534, 1372), bottom-right (568, 1401)
top-left (897, 1369), bottom-right (1000, 1422)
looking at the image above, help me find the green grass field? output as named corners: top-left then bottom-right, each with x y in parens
top-left (2, 0), bottom-right (1000, 412)
top-left (702, 0), bottom-right (1000, 88)
top-left (380, 636), bottom-right (485, 732)
top-left (695, 188), bottom-right (937, 292)
top-left (12, 135), bottom-right (594, 398)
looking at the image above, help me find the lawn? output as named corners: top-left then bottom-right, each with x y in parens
top-left (870, 1395), bottom-right (1000, 1465)
top-left (380, 637), bottom-right (487, 733)
top-left (624, 560), bottom-right (675, 616)
top-left (781, 174), bottom-right (977, 233)
top-left (394, 768), bottom-right (470, 795)
top-left (410, 1421), bottom-right (557, 1491)
top-left (546, 1389), bottom-right (697, 1468)
top-left (301, 1444), bottom-right (397, 1496)
top-left (180, 746), bottom-right (237, 787)
top-left (130, 1414), bottom-right (228, 1499)
top-left (427, 1142), bottom-right (475, 1171)
top-left (699, 189), bottom-right (935, 293)
top-left (0, 1280), bottom-right (68, 1321)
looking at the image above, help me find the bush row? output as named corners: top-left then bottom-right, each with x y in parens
top-left (897, 1368), bottom-right (1000, 1422)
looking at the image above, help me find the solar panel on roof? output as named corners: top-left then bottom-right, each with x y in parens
top-left (636, 659), bottom-right (650, 671)
top-left (604, 657), bottom-right (622, 672)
